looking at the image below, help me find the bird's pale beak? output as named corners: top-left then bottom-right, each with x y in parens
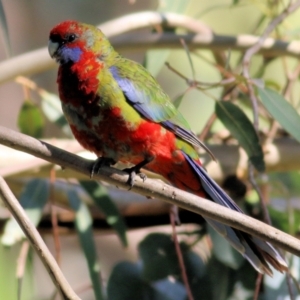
top-left (48, 40), bottom-right (59, 58)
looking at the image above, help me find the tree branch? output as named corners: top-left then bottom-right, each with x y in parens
top-left (0, 176), bottom-right (80, 300)
top-left (0, 12), bottom-right (300, 84)
top-left (0, 125), bottom-right (300, 256)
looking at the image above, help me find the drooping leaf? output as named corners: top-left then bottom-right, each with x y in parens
top-left (79, 180), bottom-right (127, 247)
top-left (67, 190), bottom-right (104, 300)
top-left (40, 91), bottom-right (71, 136)
top-left (145, 0), bottom-right (190, 76)
top-left (157, 0), bottom-right (189, 12)
top-left (215, 101), bottom-right (265, 172)
top-left (1, 179), bottom-right (49, 246)
top-left (206, 256), bottom-right (236, 300)
top-left (17, 101), bottom-right (44, 138)
top-left (139, 233), bottom-right (181, 281)
top-left (258, 87), bottom-right (300, 143)
top-left (173, 91), bottom-right (187, 109)
top-left (145, 50), bottom-right (171, 77)
top-left (107, 261), bottom-right (178, 300)
top-left (139, 233), bottom-right (206, 281)
top-left (207, 226), bottom-right (244, 269)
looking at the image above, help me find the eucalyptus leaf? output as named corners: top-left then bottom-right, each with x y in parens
top-left (145, 0), bottom-right (190, 76)
top-left (139, 233), bottom-right (181, 281)
top-left (207, 225), bottom-right (244, 269)
top-left (139, 233), bottom-right (205, 281)
top-left (107, 262), bottom-right (176, 300)
top-left (258, 87), bottom-right (300, 143)
top-left (17, 101), bottom-right (44, 138)
top-left (173, 92), bottom-right (186, 109)
top-left (215, 101), bottom-right (265, 172)
top-left (67, 190), bottom-right (104, 300)
top-left (145, 50), bottom-right (171, 77)
top-left (40, 91), bottom-right (71, 136)
top-left (80, 180), bottom-right (127, 246)
top-left (1, 179), bottom-right (49, 246)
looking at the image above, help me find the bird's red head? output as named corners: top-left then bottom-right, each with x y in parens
top-left (48, 20), bottom-right (109, 65)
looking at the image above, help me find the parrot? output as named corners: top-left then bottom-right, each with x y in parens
top-left (48, 20), bottom-right (287, 276)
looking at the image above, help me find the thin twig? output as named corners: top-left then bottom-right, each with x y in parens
top-left (0, 176), bottom-right (81, 300)
top-left (243, 0), bottom-right (300, 130)
top-left (0, 126), bottom-right (300, 256)
top-left (286, 272), bottom-right (295, 300)
top-left (16, 240), bottom-right (30, 300)
top-left (253, 273), bottom-right (263, 300)
top-left (50, 167), bottom-right (61, 265)
top-left (170, 207), bottom-right (194, 300)
top-left (248, 164), bottom-right (272, 225)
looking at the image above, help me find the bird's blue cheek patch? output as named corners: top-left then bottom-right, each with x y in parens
top-left (59, 46), bottom-right (82, 63)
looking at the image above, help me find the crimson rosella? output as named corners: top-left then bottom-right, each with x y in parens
top-left (48, 20), bottom-right (287, 275)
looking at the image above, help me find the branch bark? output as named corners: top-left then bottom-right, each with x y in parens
top-left (0, 12), bottom-right (299, 85)
top-left (0, 125), bottom-right (300, 256)
top-left (0, 176), bottom-right (81, 300)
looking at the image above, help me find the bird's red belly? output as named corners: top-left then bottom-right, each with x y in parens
top-left (67, 105), bottom-right (177, 165)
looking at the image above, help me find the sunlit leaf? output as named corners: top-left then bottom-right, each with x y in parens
top-left (67, 190), bottom-right (104, 300)
top-left (79, 180), bottom-right (128, 247)
top-left (258, 87), bottom-right (300, 143)
top-left (145, 0), bottom-right (190, 76)
top-left (17, 101), bottom-right (44, 138)
top-left (215, 101), bottom-right (265, 172)
top-left (173, 92), bottom-right (186, 109)
top-left (1, 179), bottom-right (49, 246)
top-left (157, 0), bottom-right (189, 12)
top-left (145, 50), bottom-right (171, 77)
top-left (40, 91), bottom-right (71, 136)
top-left (207, 226), bottom-right (244, 269)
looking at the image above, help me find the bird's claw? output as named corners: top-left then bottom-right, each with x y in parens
top-left (123, 167), bottom-right (147, 189)
top-left (90, 157), bottom-right (116, 178)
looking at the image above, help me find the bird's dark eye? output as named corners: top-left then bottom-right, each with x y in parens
top-left (67, 34), bottom-right (76, 43)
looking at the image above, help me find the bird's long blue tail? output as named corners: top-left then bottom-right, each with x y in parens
top-left (183, 152), bottom-right (287, 275)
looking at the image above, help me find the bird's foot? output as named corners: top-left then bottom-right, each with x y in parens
top-left (90, 157), bottom-right (116, 178)
top-left (123, 166), bottom-right (147, 188)
top-left (123, 157), bottom-right (153, 188)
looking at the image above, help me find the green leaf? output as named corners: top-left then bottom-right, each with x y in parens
top-left (107, 262), bottom-right (146, 300)
top-left (67, 190), bottom-right (104, 300)
top-left (139, 233), bottom-right (205, 281)
top-left (144, 0), bottom-right (190, 76)
top-left (207, 226), bottom-right (244, 270)
top-left (258, 87), bottom-right (300, 143)
top-left (173, 92), bottom-right (186, 109)
top-left (107, 262), bottom-right (178, 300)
top-left (145, 50), bottom-right (171, 77)
top-left (40, 91), bottom-right (71, 136)
top-left (1, 179), bottom-right (49, 246)
top-left (206, 256), bottom-right (236, 300)
top-left (17, 101), bottom-right (44, 138)
top-left (157, 0), bottom-right (189, 13)
top-left (139, 233), bottom-right (180, 281)
top-left (79, 180), bottom-right (128, 247)
top-left (215, 101), bottom-right (265, 172)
